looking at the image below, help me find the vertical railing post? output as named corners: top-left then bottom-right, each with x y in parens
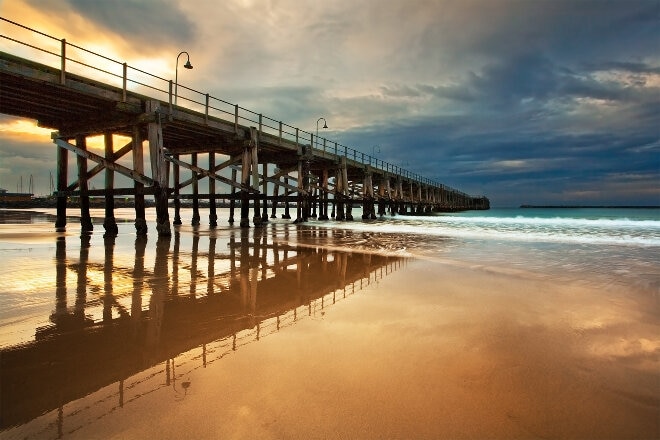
top-left (60, 39), bottom-right (66, 85)
top-left (205, 93), bottom-right (210, 124)
top-left (168, 80), bottom-right (173, 121)
top-left (122, 63), bottom-right (127, 102)
top-left (234, 104), bottom-right (239, 134)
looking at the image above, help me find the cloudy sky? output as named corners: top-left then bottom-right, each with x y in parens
top-left (0, 0), bottom-right (658, 207)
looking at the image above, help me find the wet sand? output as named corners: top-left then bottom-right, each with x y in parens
top-left (1, 212), bottom-right (658, 439)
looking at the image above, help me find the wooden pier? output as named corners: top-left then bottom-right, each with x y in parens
top-left (0, 18), bottom-right (489, 236)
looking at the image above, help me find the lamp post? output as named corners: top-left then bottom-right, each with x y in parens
top-left (311, 117), bottom-right (328, 220)
top-left (315, 117), bottom-right (328, 151)
top-left (372, 145), bottom-right (381, 166)
top-left (175, 51), bottom-right (193, 105)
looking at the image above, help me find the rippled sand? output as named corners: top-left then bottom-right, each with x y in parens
top-left (1, 210), bottom-right (658, 439)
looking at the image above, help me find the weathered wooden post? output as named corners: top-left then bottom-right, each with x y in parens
top-left (271, 180), bottom-right (279, 218)
top-left (378, 175), bottom-right (388, 217)
top-left (335, 157), bottom-right (347, 221)
top-left (191, 153), bottom-right (200, 226)
top-left (250, 127), bottom-right (262, 227)
top-left (319, 169), bottom-right (329, 220)
top-left (132, 126), bottom-right (147, 234)
top-left (240, 138), bottom-right (252, 228)
top-left (346, 181), bottom-right (354, 221)
top-left (172, 154), bottom-right (182, 225)
top-left (209, 152), bottom-right (217, 227)
top-left (311, 186), bottom-right (318, 218)
top-left (282, 176), bottom-right (291, 219)
top-left (103, 132), bottom-right (118, 235)
top-left (294, 154), bottom-right (305, 223)
top-left (147, 100), bottom-right (171, 236)
top-left (229, 167), bottom-right (237, 223)
top-left (397, 177), bottom-right (406, 215)
top-left (76, 134), bottom-right (93, 232)
top-left (55, 139), bottom-right (68, 229)
top-left (362, 167), bottom-right (376, 220)
top-left (261, 164), bottom-right (269, 223)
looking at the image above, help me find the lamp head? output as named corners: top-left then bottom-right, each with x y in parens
top-left (322, 121), bottom-right (328, 129)
top-left (184, 60), bottom-right (193, 69)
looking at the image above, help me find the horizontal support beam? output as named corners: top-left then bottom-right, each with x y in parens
top-left (55, 187), bottom-right (156, 197)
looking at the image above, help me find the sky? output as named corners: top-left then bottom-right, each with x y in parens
top-left (0, 0), bottom-right (658, 207)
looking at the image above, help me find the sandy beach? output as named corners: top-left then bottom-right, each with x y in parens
top-left (1, 209), bottom-right (658, 439)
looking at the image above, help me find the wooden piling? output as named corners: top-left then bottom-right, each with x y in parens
top-left (76, 135), bottom-right (93, 232)
top-left (261, 163), bottom-right (269, 223)
top-left (229, 167), bottom-right (237, 223)
top-left (147, 101), bottom-right (170, 236)
top-left (319, 169), bottom-right (329, 220)
top-left (240, 146), bottom-right (251, 228)
top-left (103, 132), bottom-right (118, 235)
top-left (172, 154), bottom-right (182, 225)
top-left (55, 141), bottom-right (68, 229)
top-left (191, 153), bottom-right (200, 226)
top-left (282, 176), bottom-right (291, 219)
top-left (209, 152), bottom-right (217, 227)
top-left (132, 126), bottom-right (147, 235)
top-left (271, 181), bottom-right (279, 218)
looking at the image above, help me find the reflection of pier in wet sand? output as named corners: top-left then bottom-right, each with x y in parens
top-left (0, 227), bottom-right (404, 436)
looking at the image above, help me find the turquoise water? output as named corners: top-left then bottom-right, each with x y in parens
top-left (311, 207), bottom-right (660, 293)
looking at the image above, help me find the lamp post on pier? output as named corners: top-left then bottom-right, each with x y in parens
top-left (174, 51), bottom-right (193, 105)
top-left (372, 145), bottom-right (381, 166)
top-left (315, 117), bottom-right (328, 152)
top-left (311, 117), bottom-right (328, 220)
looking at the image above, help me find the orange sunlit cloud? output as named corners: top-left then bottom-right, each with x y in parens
top-left (0, 118), bottom-right (52, 141)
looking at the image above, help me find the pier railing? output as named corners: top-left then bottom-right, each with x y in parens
top-left (0, 16), bottom-right (476, 200)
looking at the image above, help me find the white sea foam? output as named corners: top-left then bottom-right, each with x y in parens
top-left (314, 214), bottom-right (660, 247)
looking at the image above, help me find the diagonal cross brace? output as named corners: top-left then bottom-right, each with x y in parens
top-left (53, 137), bottom-right (154, 187)
top-left (165, 154), bottom-right (257, 193)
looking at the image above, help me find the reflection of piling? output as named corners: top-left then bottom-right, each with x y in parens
top-left (132, 236), bottom-right (146, 335)
top-left (1, 222), bottom-right (408, 432)
top-left (103, 234), bottom-right (115, 324)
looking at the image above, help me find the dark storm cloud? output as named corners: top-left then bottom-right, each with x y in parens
top-left (2, 0), bottom-right (658, 206)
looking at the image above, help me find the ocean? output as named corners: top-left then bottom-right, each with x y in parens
top-left (1, 206), bottom-right (658, 439)
top-left (311, 207), bottom-right (660, 289)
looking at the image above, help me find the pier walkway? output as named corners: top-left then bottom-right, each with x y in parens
top-left (0, 18), bottom-right (489, 236)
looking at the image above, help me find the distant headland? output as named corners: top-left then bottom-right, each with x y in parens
top-left (520, 205), bottom-right (660, 209)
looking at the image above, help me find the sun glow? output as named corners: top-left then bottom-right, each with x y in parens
top-left (0, 118), bottom-right (52, 141)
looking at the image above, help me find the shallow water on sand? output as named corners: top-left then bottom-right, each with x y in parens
top-left (1, 208), bottom-right (658, 439)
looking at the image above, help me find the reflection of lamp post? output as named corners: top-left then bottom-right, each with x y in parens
top-left (315, 117), bottom-right (328, 151)
top-left (175, 51), bottom-right (193, 105)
